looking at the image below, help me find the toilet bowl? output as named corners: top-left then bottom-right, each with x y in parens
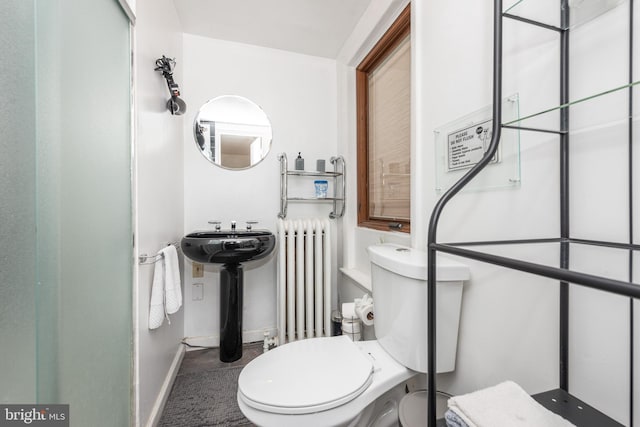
top-left (238, 336), bottom-right (415, 427)
top-left (237, 243), bottom-right (469, 426)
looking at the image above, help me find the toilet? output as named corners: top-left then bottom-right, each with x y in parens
top-left (237, 243), bottom-right (469, 427)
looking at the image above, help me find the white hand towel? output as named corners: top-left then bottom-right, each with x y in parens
top-left (148, 250), bottom-right (167, 330)
top-left (163, 245), bottom-right (182, 314)
top-left (148, 245), bottom-right (182, 330)
top-left (448, 381), bottom-right (575, 427)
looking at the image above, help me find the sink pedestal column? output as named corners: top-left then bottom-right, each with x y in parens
top-left (220, 263), bottom-right (243, 362)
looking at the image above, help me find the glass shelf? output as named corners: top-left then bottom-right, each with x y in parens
top-left (502, 80), bottom-right (640, 134)
top-left (286, 197), bottom-right (343, 202)
top-left (504, 0), bottom-right (626, 30)
top-left (286, 170), bottom-right (342, 177)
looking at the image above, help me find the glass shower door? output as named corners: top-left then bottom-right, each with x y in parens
top-left (1, 0), bottom-right (132, 425)
top-left (0, 0), bottom-right (37, 404)
top-left (35, 0), bottom-right (132, 425)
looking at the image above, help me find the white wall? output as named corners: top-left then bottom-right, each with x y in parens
top-left (134, 0), bottom-right (185, 425)
top-left (339, 0), bottom-right (638, 424)
top-left (181, 34), bottom-right (338, 346)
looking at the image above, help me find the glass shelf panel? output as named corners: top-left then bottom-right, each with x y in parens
top-left (502, 80), bottom-right (640, 133)
top-left (286, 170), bottom-right (342, 177)
top-left (287, 197), bottom-right (343, 202)
top-left (504, 0), bottom-right (626, 30)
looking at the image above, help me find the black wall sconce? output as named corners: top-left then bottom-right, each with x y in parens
top-left (154, 55), bottom-right (187, 115)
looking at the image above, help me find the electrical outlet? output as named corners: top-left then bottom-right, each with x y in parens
top-left (192, 283), bottom-right (204, 301)
top-left (192, 262), bottom-right (204, 278)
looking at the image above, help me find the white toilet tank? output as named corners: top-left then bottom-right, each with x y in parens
top-left (368, 243), bottom-right (469, 373)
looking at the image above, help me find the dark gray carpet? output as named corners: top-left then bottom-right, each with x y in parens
top-left (159, 366), bottom-right (253, 427)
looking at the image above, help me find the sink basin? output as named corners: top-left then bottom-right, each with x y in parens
top-left (181, 230), bottom-right (275, 264)
top-left (181, 229), bottom-right (276, 363)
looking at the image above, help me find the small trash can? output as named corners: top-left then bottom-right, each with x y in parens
top-left (331, 310), bottom-right (343, 336)
top-left (399, 390), bottom-right (449, 426)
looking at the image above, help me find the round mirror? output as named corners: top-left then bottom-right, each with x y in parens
top-left (193, 95), bottom-right (273, 170)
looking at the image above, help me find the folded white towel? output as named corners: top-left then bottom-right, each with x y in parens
top-left (148, 245), bottom-right (182, 330)
top-left (448, 381), bottom-right (575, 427)
top-left (445, 409), bottom-right (469, 427)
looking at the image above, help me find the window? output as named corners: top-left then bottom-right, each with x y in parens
top-left (356, 5), bottom-right (411, 233)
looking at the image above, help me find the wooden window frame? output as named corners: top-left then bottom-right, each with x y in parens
top-left (356, 4), bottom-right (411, 233)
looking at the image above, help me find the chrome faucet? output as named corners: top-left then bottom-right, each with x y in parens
top-left (208, 220), bottom-right (222, 231)
top-left (231, 220), bottom-right (236, 231)
top-left (246, 221), bottom-right (258, 231)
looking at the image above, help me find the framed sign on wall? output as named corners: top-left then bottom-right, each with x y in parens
top-left (434, 94), bottom-right (521, 192)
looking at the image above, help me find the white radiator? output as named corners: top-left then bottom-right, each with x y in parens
top-left (277, 218), bottom-right (332, 344)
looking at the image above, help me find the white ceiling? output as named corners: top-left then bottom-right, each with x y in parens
top-left (172, 0), bottom-right (373, 59)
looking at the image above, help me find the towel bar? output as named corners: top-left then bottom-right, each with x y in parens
top-left (139, 241), bottom-right (180, 265)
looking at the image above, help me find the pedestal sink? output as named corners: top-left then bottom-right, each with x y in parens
top-left (181, 229), bottom-right (275, 362)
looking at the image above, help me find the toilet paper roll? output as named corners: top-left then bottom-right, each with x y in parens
top-left (355, 303), bottom-right (374, 326)
top-left (342, 302), bottom-right (357, 320)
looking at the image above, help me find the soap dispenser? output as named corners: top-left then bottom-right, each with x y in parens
top-left (295, 152), bottom-right (304, 170)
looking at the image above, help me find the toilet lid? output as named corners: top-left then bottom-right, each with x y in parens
top-left (238, 335), bottom-right (374, 415)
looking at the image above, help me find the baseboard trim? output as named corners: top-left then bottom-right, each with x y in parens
top-left (183, 328), bottom-right (277, 351)
top-left (145, 344), bottom-right (185, 427)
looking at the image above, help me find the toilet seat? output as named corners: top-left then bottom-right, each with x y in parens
top-left (238, 335), bottom-right (374, 415)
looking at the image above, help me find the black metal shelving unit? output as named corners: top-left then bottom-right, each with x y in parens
top-left (426, 0), bottom-right (637, 426)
